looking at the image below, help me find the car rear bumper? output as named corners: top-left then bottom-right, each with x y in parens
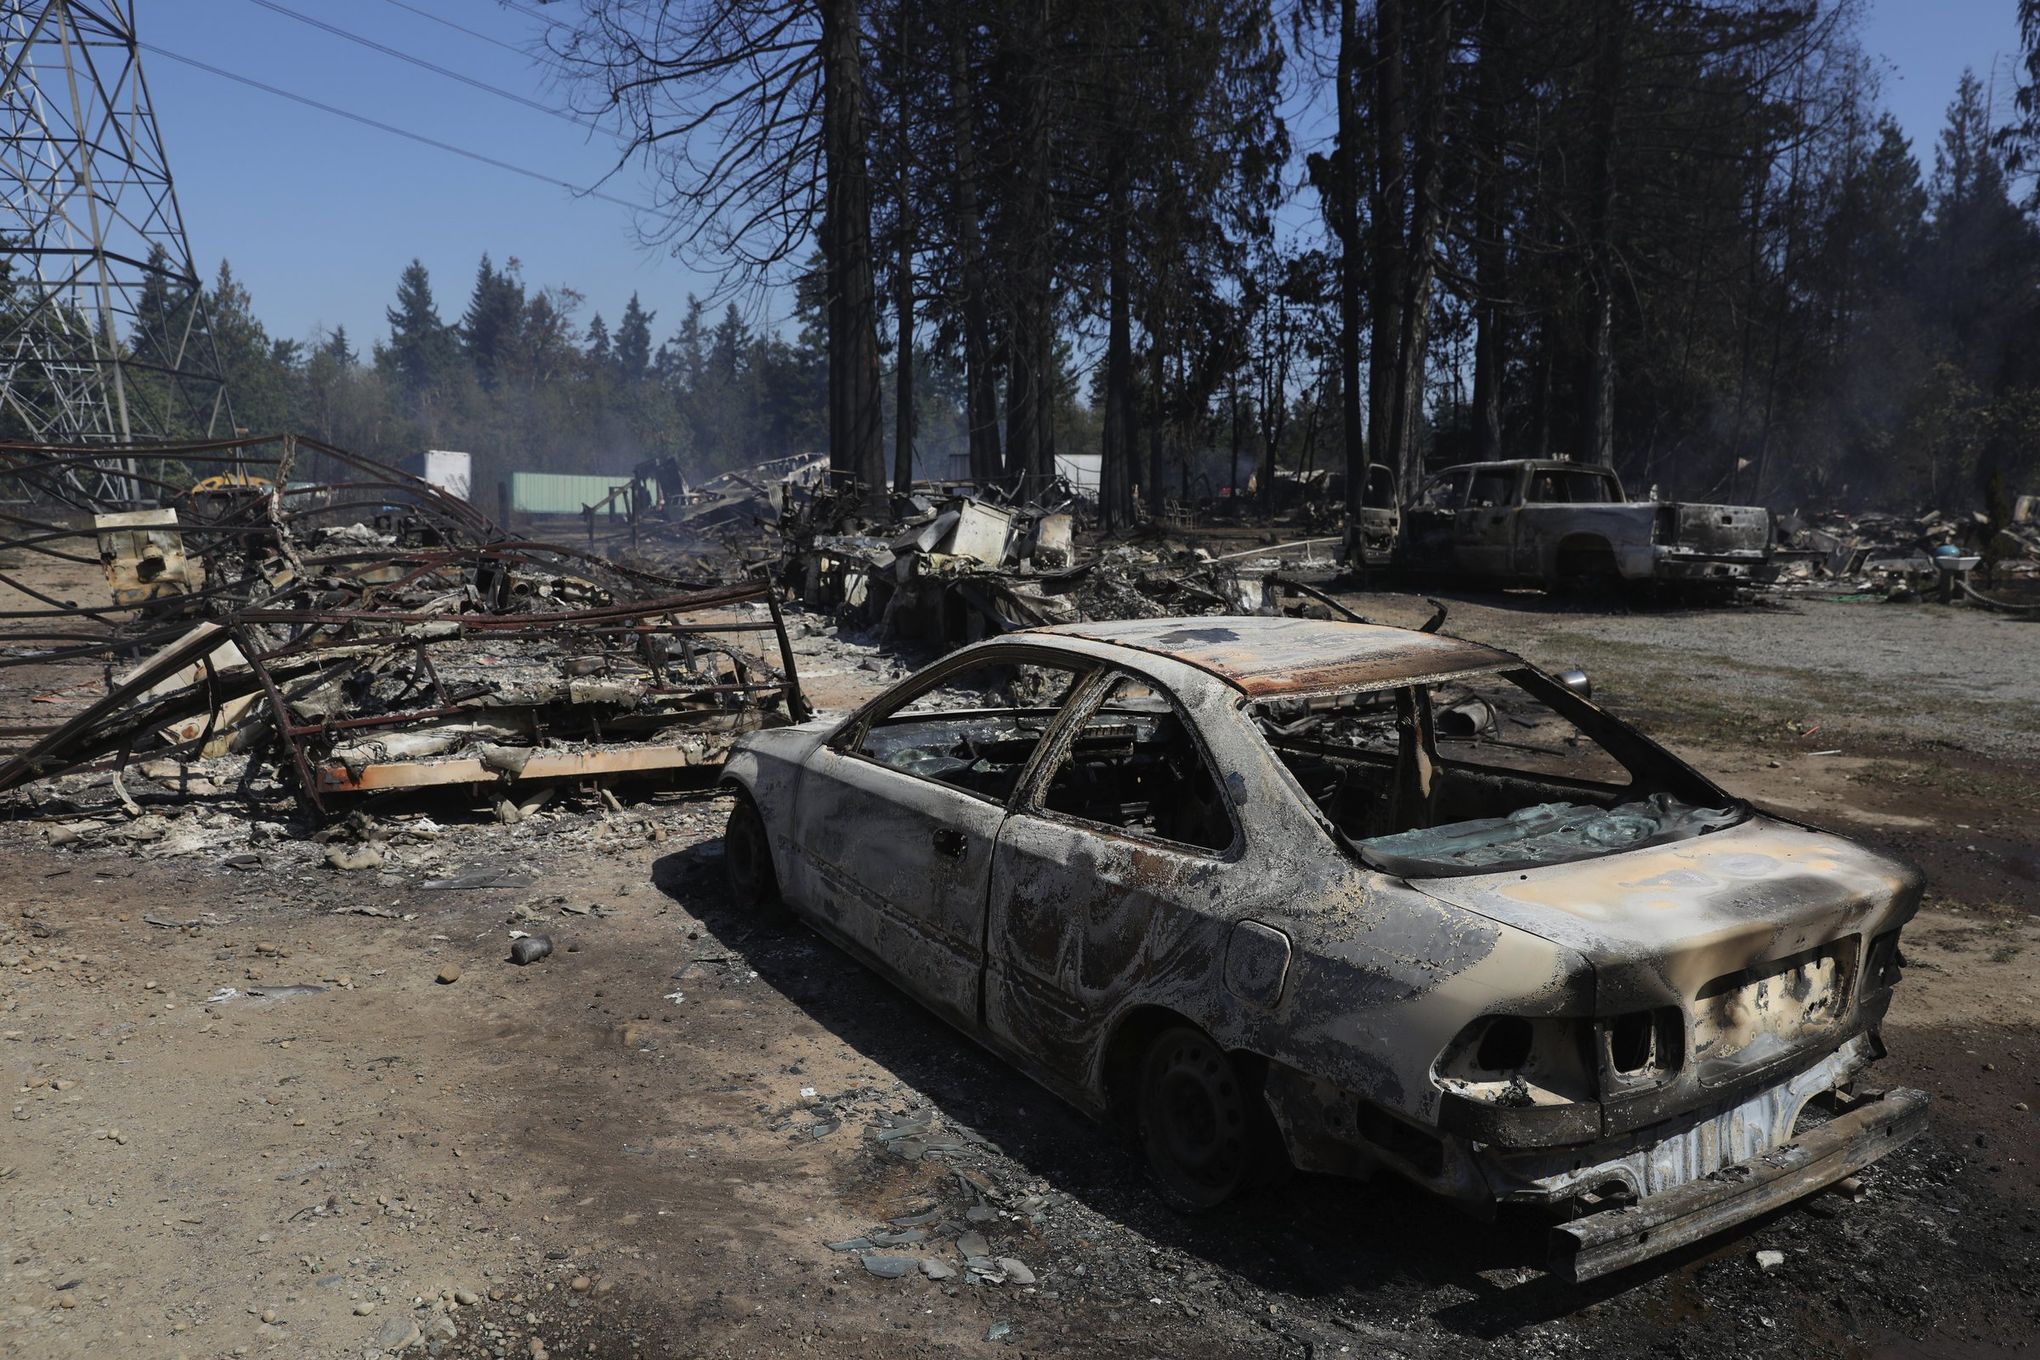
top-left (1548, 1084), bottom-right (1928, 1282)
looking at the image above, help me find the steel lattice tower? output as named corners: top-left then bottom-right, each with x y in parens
top-left (0, 0), bottom-right (230, 500)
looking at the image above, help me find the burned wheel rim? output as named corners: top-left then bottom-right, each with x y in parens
top-left (1138, 1026), bottom-right (1248, 1211)
top-left (724, 797), bottom-right (777, 906)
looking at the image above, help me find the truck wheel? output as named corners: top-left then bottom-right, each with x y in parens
top-left (1137, 1026), bottom-right (1260, 1211)
top-left (1554, 543), bottom-right (1621, 599)
top-left (723, 792), bottom-right (781, 911)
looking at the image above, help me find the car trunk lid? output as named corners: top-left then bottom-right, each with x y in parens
top-left (1404, 816), bottom-right (1919, 1061)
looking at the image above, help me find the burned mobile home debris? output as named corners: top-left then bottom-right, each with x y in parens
top-left (719, 616), bottom-right (1930, 1281)
top-left (1772, 501), bottom-right (2040, 613)
top-left (770, 477), bottom-right (1338, 648)
top-left (0, 435), bottom-right (808, 819)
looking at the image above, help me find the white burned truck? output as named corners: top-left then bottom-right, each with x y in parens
top-left (1398, 458), bottom-right (1774, 593)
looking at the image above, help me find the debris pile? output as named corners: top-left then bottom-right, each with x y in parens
top-left (1768, 500), bottom-right (2039, 614)
top-left (776, 483), bottom-right (1309, 646)
top-left (1774, 504), bottom-right (2040, 584)
top-left (0, 435), bottom-right (807, 823)
top-left (577, 450), bottom-right (831, 581)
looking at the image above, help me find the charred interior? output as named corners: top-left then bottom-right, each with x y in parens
top-left (1255, 666), bottom-right (1741, 877)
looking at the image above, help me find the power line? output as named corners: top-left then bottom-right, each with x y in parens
top-left (241, 0), bottom-right (601, 136)
top-left (138, 42), bottom-right (650, 213)
top-left (497, 0), bottom-right (569, 31)
top-left (374, 0), bottom-right (545, 63)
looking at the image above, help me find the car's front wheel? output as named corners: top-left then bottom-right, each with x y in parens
top-left (1137, 1025), bottom-right (1257, 1212)
top-left (723, 791), bottom-right (781, 910)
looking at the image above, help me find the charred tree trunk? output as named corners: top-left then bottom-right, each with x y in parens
top-left (1471, 261), bottom-right (1505, 459)
top-left (1003, 0), bottom-right (1054, 493)
top-left (891, 0), bottom-right (916, 497)
top-left (1578, 0), bottom-right (1626, 468)
top-left (1005, 324), bottom-right (1040, 483)
top-left (1101, 170), bottom-right (1138, 528)
top-left (1335, 0), bottom-right (1368, 538)
top-left (1367, 0), bottom-right (1408, 479)
top-left (948, 19), bottom-right (1001, 482)
top-left (1035, 311), bottom-right (1055, 480)
top-left (1258, 296), bottom-right (1290, 513)
top-left (1470, 3), bottom-right (1509, 461)
top-left (892, 234), bottom-right (915, 494)
top-left (1531, 310), bottom-right (1556, 456)
top-left (1386, 0), bottom-right (1452, 494)
top-left (822, 0), bottom-right (885, 507)
top-left (1227, 374), bottom-right (1243, 503)
top-left (1147, 333), bottom-right (1169, 515)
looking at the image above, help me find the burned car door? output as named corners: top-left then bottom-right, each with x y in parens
top-left (983, 672), bottom-right (1243, 1083)
top-left (1353, 463), bottom-right (1401, 567)
top-left (1399, 468), bottom-right (1470, 571)
top-left (789, 653), bottom-right (1089, 1029)
top-left (1455, 465), bottom-right (1522, 578)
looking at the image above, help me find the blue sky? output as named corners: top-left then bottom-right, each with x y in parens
top-left (137, 0), bottom-right (2028, 356)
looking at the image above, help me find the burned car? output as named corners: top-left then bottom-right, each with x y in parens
top-left (720, 617), bottom-right (1925, 1280)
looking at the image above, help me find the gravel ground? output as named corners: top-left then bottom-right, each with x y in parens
top-left (1337, 589), bottom-right (2040, 760)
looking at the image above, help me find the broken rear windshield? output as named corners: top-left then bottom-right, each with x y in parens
top-left (1525, 468), bottom-right (1618, 503)
top-left (1253, 667), bottom-right (1743, 877)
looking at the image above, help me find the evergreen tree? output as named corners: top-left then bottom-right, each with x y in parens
top-left (129, 243), bottom-right (196, 373)
top-left (462, 254), bottom-right (528, 389)
top-left (658, 297), bottom-right (704, 390)
top-left (615, 292), bottom-right (655, 384)
top-left (382, 260), bottom-right (457, 397)
top-left (207, 260), bottom-right (291, 432)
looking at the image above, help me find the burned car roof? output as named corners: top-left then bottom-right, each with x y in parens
top-left (1027, 617), bottom-right (1518, 698)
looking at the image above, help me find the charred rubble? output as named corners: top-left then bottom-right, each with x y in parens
top-left (1772, 500), bottom-right (2040, 612)
top-left (0, 437), bottom-right (1366, 835)
top-left (42, 428), bottom-right (2036, 839)
top-left (0, 435), bottom-right (809, 828)
top-left (770, 479), bottom-right (1340, 647)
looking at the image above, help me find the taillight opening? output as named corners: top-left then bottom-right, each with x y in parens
top-left (1597, 1008), bottom-right (1683, 1093)
top-left (1866, 928), bottom-right (1905, 989)
top-left (1608, 1012), bottom-right (1654, 1073)
top-left (1476, 1016), bottom-right (1533, 1071)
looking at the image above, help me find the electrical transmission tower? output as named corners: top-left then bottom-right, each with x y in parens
top-left (0, 0), bottom-right (230, 501)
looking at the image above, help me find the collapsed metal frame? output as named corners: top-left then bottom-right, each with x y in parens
top-left (0, 433), bottom-right (809, 815)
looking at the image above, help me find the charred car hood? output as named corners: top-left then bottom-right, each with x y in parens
top-left (1402, 815), bottom-right (1922, 1010)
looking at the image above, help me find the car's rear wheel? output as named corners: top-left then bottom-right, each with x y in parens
top-left (1553, 540), bottom-right (1623, 600)
top-left (723, 792), bottom-right (780, 910)
top-left (1137, 1025), bottom-right (1255, 1211)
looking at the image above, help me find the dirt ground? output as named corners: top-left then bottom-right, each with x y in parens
top-left (2, 578), bottom-right (2038, 1360)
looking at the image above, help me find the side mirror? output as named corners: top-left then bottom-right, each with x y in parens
top-left (1557, 668), bottom-right (1592, 700)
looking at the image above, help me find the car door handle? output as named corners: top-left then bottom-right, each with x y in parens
top-left (930, 828), bottom-right (968, 860)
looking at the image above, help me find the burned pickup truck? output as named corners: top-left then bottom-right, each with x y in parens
top-left (720, 617), bottom-right (1925, 1280)
top-left (1400, 459), bottom-right (1774, 592)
